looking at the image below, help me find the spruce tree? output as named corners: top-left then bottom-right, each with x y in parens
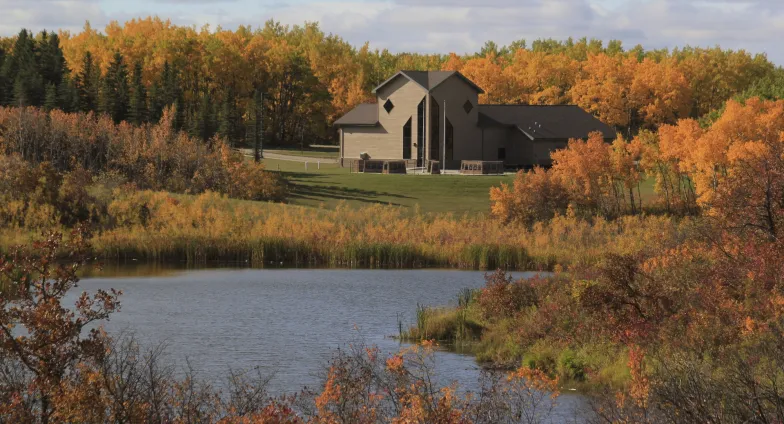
top-left (44, 82), bottom-right (57, 111)
top-left (218, 86), bottom-right (240, 147)
top-left (2, 29), bottom-right (44, 106)
top-left (0, 46), bottom-right (5, 105)
top-left (149, 61), bottom-right (180, 122)
top-left (128, 61), bottom-right (147, 125)
top-left (100, 51), bottom-right (130, 123)
top-left (190, 90), bottom-right (215, 142)
top-left (76, 51), bottom-right (98, 113)
top-left (37, 31), bottom-right (66, 88)
top-left (56, 74), bottom-right (79, 113)
top-left (245, 89), bottom-right (264, 161)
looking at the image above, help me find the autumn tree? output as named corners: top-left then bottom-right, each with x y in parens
top-left (551, 132), bottom-right (620, 217)
top-left (0, 229), bottom-right (121, 423)
top-left (630, 58), bottom-right (692, 128)
top-left (570, 54), bottom-right (637, 133)
top-left (694, 98), bottom-right (784, 240)
top-left (460, 53), bottom-right (510, 104)
top-left (490, 167), bottom-right (569, 225)
top-left (503, 50), bottom-right (578, 105)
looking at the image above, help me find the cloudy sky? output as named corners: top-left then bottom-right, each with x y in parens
top-left (2, 0), bottom-right (783, 63)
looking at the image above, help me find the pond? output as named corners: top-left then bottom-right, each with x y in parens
top-left (71, 268), bottom-right (590, 421)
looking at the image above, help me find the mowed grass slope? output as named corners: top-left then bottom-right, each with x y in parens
top-left (263, 146), bottom-right (340, 159)
top-left (261, 158), bottom-right (659, 215)
top-left (262, 158), bottom-right (515, 215)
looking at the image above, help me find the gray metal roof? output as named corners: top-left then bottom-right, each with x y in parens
top-left (478, 105), bottom-right (617, 140)
top-left (334, 103), bottom-right (378, 126)
top-left (372, 71), bottom-right (485, 94)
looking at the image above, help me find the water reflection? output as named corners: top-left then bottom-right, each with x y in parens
top-left (67, 267), bottom-right (588, 422)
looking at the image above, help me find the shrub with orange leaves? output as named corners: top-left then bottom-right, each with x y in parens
top-left (490, 167), bottom-right (569, 226)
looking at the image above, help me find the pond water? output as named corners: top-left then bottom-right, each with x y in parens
top-left (71, 268), bottom-right (590, 421)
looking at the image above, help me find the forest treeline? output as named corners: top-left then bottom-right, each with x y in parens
top-left (1, 17), bottom-right (783, 149)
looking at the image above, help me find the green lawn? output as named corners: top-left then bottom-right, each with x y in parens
top-left (264, 146), bottom-right (339, 159)
top-left (261, 158), bottom-right (661, 215)
top-left (262, 158), bottom-right (514, 215)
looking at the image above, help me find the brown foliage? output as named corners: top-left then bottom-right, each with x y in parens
top-left (0, 107), bottom-right (287, 203)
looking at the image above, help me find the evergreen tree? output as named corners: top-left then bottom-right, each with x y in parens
top-left (76, 51), bottom-right (98, 113)
top-left (44, 82), bottom-right (57, 111)
top-left (149, 61), bottom-right (180, 122)
top-left (218, 86), bottom-right (241, 147)
top-left (128, 61), bottom-right (148, 125)
top-left (0, 45), bottom-right (5, 105)
top-left (2, 29), bottom-right (44, 106)
top-left (245, 89), bottom-right (264, 161)
top-left (37, 31), bottom-right (66, 88)
top-left (57, 73), bottom-right (79, 112)
top-left (173, 91), bottom-right (186, 131)
top-left (189, 90), bottom-right (215, 142)
top-left (100, 51), bottom-right (130, 123)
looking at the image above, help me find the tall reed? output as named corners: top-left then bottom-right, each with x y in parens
top-left (84, 190), bottom-right (688, 271)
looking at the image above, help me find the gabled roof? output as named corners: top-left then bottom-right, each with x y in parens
top-left (478, 105), bottom-right (617, 141)
top-left (372, 71), bottom-right (485, 94)
top-left (334, 103), bottom-right (378, 127)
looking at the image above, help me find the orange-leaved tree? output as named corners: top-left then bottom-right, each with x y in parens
top-left (489, 167), bottom-right (569, 225)
top-left (0, 228), bottom-right (121, 423)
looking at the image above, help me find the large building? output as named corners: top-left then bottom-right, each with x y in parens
top-left (334, 70), bottom-right (616, 169)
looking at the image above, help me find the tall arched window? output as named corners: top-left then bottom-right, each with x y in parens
top-left (445, 118), bottom-right (454, 161)
top-left (430, 97), bottom-right (440, 161)
top-left (403, 118), bottom-right (412, 159)
top-left (417, 98), bottom-right (426, 166)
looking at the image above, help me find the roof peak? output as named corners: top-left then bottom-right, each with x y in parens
top-left (481, 104), bottom-right (580, 107)
top-left (372, 70), bottom-right (484, 94)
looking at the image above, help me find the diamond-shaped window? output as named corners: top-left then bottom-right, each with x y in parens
top-left (384, 99), bottom-right (394, 113)
top-left (463, 100), bottom-right (474, 114)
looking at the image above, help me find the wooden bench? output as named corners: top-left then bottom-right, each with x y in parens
top-left (351, 159), bottom-right (408, 174)
top-left (460, 161), bottom-right (504, 175)
top-left (382, 160), bottom-right (407, 174)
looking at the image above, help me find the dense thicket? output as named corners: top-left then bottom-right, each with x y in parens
top-left (1, 19), bottom-right (782, 148)
top-left (0, 106), bottom-right (287, 230)
top-left (434, 97), bottom-right (784, 422)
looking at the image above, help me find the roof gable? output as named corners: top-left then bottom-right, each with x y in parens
top-left (372, 71), bottom-right (484, 94)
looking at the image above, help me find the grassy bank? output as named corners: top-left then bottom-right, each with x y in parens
top-left (263, 146), bottom-right (340, 158)
top-left (263, 158), bottom-right (519, 214)
top-left (1, 189), bottom-right (686, 270)
top-left (401, 287), bottom-right (631, 389)
top-left (84, 190), bottom-right (686, 270)
top-left (262, 158), bottom-right (659, 215)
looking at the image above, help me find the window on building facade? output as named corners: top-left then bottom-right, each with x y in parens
top-left (403, 118), bottom-right (412, 159)
top-left (463, 100), bottom-right (474, 114)
top-left (445, 118), bottom-right (454, 161)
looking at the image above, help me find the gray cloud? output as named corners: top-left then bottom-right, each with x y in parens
top-left (0, 0), bottom-right (780, 63)
top-left (0, 0), bottom-right (108, 34)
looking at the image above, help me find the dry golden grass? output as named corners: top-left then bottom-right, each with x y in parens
top-left (82, 190), bottom-right (688, 270)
